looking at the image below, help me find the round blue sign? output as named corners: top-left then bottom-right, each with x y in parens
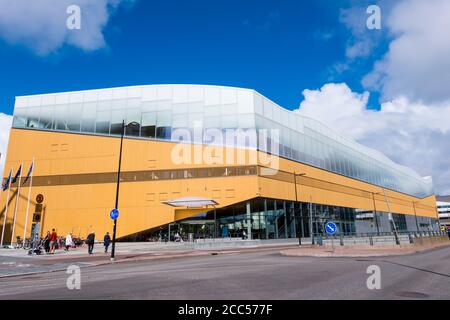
top-left (325, 221), bottom-right (337, 235)
top-left (110, 208), bottom-right (119, 220)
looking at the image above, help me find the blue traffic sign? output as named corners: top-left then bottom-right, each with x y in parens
top-left (325, 221), bottom-right (337, 235)
top-left (110, 208), bottom-right (119, 220)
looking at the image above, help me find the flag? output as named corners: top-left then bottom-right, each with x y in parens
top-left (23, 162), bottom-right (33, 184)
top-left (11, 165), bottom-right (22, 184)
top-left (2, 170), bottom-right (11, 191)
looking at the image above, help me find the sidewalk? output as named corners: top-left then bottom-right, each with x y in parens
top-left (281, 239), bottom-right (450, 258)
top-left (0, 241), bottom-right (302, 278)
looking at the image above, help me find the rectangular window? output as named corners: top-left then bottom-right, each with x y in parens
top-left (95, 110), bottom-right (111, 134)
top-left (141, 112), bottom-right (156, 138)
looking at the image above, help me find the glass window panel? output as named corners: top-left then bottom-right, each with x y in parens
top-left (81, 102), bottom-right (96, 133)
top-left (126, 108), bottom-right (141, 136)
top-left (39, 106), bottom-right (54, 129)
top-left (156, 126), bottom-right (171, 140)
top-left (111, 109), bottom-right (125, 135)
top-left (204, 116), bottom-right (221, 128)
top-left (222, 115), bottom-right (237, 128)
top-left (172, 103), bottom-right (189, 114)
top-left (27, 107), bottom-right (41, 128)
top-left (187, 113), bottom-right (203, 126)
top-left (238, 114), bottom-right (255, 129)
top-left (97, 100), bottom-right (111, 111)
top-left (12, 108), bottom-right (27, 128)
top-left (67, 104), bottom-right (81, 132)
top-left (263, 99), bottom-right (273, 119)
top-left (12, 115), bottom-right (26, 128)
top-left (55, 105), bottom-right (69, 131)
top-left (157, 111), bottom-right (172, 127)
top-left (111, 99), bottom-right (127, 110)
top-left (172, 114), bottom-right (189, 128)
top-left (95, 110), bottom-right (111, 134)
top-left (204, 105), bottom-right (221, 117)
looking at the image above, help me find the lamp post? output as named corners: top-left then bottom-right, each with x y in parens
top-left (379, 189), bottom-right (400, 245)
top-left (111, 120), bottom-right (139, 262)
top-left (412, 201), bottom-right (420, 232)
top-left (371, 192), bottom-right (380, 235)
top-left (293, 172), bottom-right (306, 246)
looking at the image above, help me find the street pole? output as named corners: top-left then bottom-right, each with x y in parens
top-left (111, 120), bottom-right (125, 262)
top-left (23, 157), bottom-right (35, 242)
top-left (10, 163), bottom-right (23, 246)
top-left (382, 189), bottom-right (400, 245)
top-left (412, 201), bottom-right (419, 232)
top-left (309, 195), bottom-right (314, 245)
top-left (1, 168), bottom-right (13, 246)
top-left (371, 192), bottom-right (380, 235)
top-left (214, 205), bottom-right (217, 239)
top-left (293, 172), bottom-right (306, 246)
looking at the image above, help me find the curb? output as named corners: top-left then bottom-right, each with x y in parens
top-left (280, 242), bottom-right (450, 258)
top-left (0, 244), bottom-right (302, 278)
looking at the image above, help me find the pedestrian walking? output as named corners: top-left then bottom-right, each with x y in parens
top-left (103, 232), bottom-right (111, 253)
top-left (43, 231), bottom-right (51, 254)
top-left (86, 231), bottom-right (95, 254)
top-left (49, 229), bottom-right (57, 254)
top-left (65, 233), bottom-right (73, 251)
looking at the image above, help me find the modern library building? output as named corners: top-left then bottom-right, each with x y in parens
top-left (0, 85), bottom-right (440, 243)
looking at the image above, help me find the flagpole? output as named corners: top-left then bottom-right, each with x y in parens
top-left (10, 162), bottom-right (23, 246)
top-left (23, 158), bottom-right (35, 243)
top-left (1, 167), bottom-right (13, 246)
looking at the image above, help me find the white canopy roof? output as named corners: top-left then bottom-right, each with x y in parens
top-left (161, 196), bottom-right (218, 208)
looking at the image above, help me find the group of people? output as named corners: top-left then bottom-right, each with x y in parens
top-left (42, 229), bottom-right (112, 255)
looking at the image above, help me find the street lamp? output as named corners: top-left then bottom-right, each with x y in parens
top-left (371, 192), bottom-right (380, 235)
top-left (293, 172), bottom-right (306, 246)
top-left (111, 120), bottom-right (140, 262)
top-left (412, 201), bottom-right (420, 232)
top-left (376, 189), bottom-right (400, 245)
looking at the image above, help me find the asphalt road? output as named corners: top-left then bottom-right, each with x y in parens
top-left (0, 246), bottom-right (449, 300)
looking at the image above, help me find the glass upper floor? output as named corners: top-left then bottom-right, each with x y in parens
top-left (11, 84), bottom-right (433, 198)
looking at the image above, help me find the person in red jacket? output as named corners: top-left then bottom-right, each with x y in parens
top-left (49, 229), bottom-right (57, 254)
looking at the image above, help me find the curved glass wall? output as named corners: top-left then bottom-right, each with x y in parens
top-left (12, 84), bottom-right (433, 198)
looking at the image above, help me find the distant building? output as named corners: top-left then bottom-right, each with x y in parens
top-left (437, 196), bottom-right (450, 229)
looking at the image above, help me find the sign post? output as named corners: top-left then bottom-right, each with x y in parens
top-left (325, 221), bottom-right (338, 252)
top-left (110, 208), bottom-right (119, 221)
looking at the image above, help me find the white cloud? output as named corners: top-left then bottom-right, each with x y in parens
top-left (0, 0), bottom-right (135, 55)
top-left (362, 0), bottom-right (450, 103)
top-left (0, 113), bottom-right (13, 180)
top-left (339, 6), bottom-right (379, 59)
top-left (295, 83), bottom-right (450, 195)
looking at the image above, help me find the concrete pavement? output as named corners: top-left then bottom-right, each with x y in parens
top-left (0, 246), bottom-right (450, 299)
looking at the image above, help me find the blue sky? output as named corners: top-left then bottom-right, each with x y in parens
top-left (0, 0), bottom-right (449, 194)
top-left (0, 0), bottom-right (380, 114)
